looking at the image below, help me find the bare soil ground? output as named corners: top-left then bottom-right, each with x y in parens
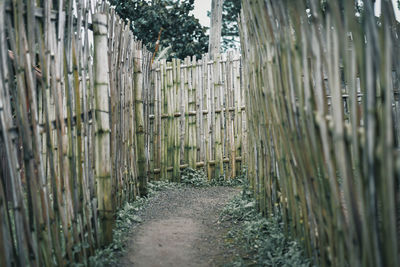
top-left (120, 186), bottom-right (241, 267)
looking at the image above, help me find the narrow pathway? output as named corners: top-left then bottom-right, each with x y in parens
top-left (120, 187), bottom-right (241, 267)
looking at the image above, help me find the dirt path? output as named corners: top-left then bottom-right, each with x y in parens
top-left (120, 186), bottom-right (241, 267)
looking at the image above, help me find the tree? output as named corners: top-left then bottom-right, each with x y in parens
top-left (221, 0), bottom-right (241, 51)
top-left (209, 0), bottom-right (223, 59)
top-left (108, 0), bottom-right (209, 60)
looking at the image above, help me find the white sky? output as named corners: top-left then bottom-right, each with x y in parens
top-left (191, 0), bottom-right (400, 27)
top-left (192, 0), bottom-right (212, 28)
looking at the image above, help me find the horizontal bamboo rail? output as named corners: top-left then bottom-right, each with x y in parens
top-left (240, 0), bottom-right (400, 266)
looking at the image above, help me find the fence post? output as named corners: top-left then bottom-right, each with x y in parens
top-left (93, 13), bottom-right (113, 245)
top-left (134, 43), bottom-right (148, 195)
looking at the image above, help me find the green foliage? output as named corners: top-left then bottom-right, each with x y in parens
top-left (221, 0), bottom-right (241, 51)
top-left (108, 0), bottom-right (208, 60)
top-left (148, 180), bottom-right (181, 194)
top-left (221, 185), bottom-right (313, 266)
top-left (210, 168), bottom-right (247, 186)
top-left (180, 168), bottom-right (209, 187)
top-left (180, 168), bottom-right (248, 187)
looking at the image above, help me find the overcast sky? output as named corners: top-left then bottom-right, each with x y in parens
top-left (192, 0), bottom-right (212, 28)
top-left (191, 0), bottom-right (400, 28)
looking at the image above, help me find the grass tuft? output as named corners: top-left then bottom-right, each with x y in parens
top-left (221, 182), bottom-right (313, 267)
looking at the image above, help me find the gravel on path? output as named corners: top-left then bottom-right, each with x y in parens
top-left (120, 186), bottom-right (241, 267)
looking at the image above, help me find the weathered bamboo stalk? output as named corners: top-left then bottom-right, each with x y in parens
top-left (134, 42), bottom-right (148, 196)
top-left (93, 13), bottom-right (113, 245)
top-left (189, 56), bottom-right (197, 168)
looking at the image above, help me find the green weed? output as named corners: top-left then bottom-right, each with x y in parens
top-left (181, 167), bottom-right (247, 187)
top-left (221, 183), bottom-right (313, 267)
top-left (210, 168), bottom-right (247, 187)
top-left (180, 168), bottom-right (209, 187)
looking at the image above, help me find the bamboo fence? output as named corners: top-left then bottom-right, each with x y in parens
top-left (0, 1), bottom-right (247, 265)
top-left (240, 0), bottom-right (400, 266)
top-left (0, 1), bottom-right (153, 265)
top-left (149, 52), bottom-right (246, 182)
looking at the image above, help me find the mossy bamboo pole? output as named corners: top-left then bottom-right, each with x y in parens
top-left (184, 57), bottom-right (190, 165)
top-left (93, 13), bottom-right (113, 246)
top-left (189, 56), bottom-right (197, 168)
top-left (173, 59), bottom-right (181, 181)
top-left (134, 42), bottom-right (148, 196)
top-left (205, 54), bottom-right (213, 179)
top-left (226, 52), bottom-right (236, 178)
top-left (161, 59), bottom-right (168, 180)
top-left (0, 175), bottom-right (13, 267)
top-left (196, 57), bottom-right (204, 166)
top-left (155, 62), bottom-right (162, 180)
top-left (214, 55), bottom-right (223, 178)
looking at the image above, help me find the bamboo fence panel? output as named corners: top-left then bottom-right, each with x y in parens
top-left (240, 0), bottom-right (400, 266)
top-left (0, 1), bottom-right (151, 265)
top-left (0, 0), bottom-right (247, 265)
top-left (149, 53), bottom-right (246, 181)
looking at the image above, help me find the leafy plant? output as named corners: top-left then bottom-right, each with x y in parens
top-left (148, 180), bottom-right (181, 195)
top-left (180, 168), bottom-right (209, 187)
top-left (210, 168), bottom-right (247, 186)
top-left (221, 184), bottom-right (313, 267)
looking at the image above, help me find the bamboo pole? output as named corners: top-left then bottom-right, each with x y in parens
top-left (184, 57), bottom-right (190, 165)
top-left (173, 59), bottom-right (181, 181)
top-left (214, 55), bottom-right (223, 178)
top-left (209, 0), bottom-right (223, 60)
top-left (93, 13), bottom-right (113, 246)
top-left (161, 59), bottom-right (168, 180)
top-left (189, 56), bottom-right (197, 168)
top-left (134, 42), bottom-right (148, 196)
top-left (227, 52), bottom-right (236, 178)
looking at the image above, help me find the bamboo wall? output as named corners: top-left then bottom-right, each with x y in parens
top-left (0, 1), bottom-right (152, 265)
top-left (149, 53), bottom-right (246, 182)
top-left (0, 1), bottom-right (247, 265)
top-left (240, 0), bottom-right (400, 266)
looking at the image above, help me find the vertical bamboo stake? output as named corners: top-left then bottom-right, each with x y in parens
top-left (209, 0), bottom-right (223, 59)
top-left (134, 43), bottom-right (148, 196)
top-left (227, 52), bottom-right (236, 178)
top-left (205, 55), bottom-right (213, 179)
top-left (196, 57), bottom-right (204, 166)
top-left (189, 56), bottom-right (197, 168)
top-left (161, 59), bottom-right (168, 180)
top-left (93, 13), bottom-right (113, 245)
top-left (214, 55), bottom-right (223, 178)
top-left (184, 57), bottom-right (190, 165)
top-left (167, 60), bottom-right (174, 181)
top-left (173, 59), bottom-right (181, 181)
top-left (0, 174), bottom-right (13, 267)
